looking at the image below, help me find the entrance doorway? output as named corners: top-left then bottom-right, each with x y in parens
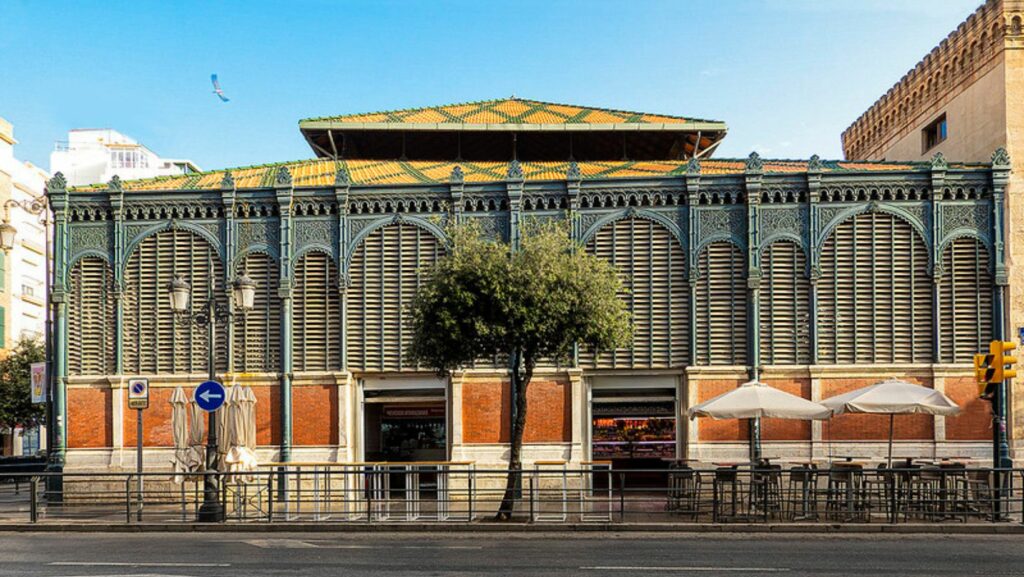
top-left (361, 377), bottom-right (448, 463)
top-left (590, 376), bottom-right (680, 488)
top-left (364, 403), bottom-right (446, 462)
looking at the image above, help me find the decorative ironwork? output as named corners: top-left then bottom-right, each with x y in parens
top-left (293, 219), bottom-right (336, 252)
top-left (237, 219), bottom-right (279, 252)
top-left (275, 166), bottom-right (293, 187)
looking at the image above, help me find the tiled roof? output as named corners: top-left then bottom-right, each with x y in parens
top-left (69, 158), bottom-right (951, 192)
top-left (300, 97), bottom-right (720, 126)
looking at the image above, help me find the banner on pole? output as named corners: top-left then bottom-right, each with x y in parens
top-left (30, 362), bottom-right (46, 404)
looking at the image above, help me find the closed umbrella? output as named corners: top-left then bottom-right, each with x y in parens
top-left (821, 379), bottom-right (961, 466)
top-left (223, 384), bottom-right (259, 481)
top-left (169, 387), bottom-right (190, 483)
top-left (187, 397), bottom-right (206, 475)
top-left (216, 384), bottom-right (235, 471)
top-left (242, 386), bottom-right (258, 451)
top-left (688, 381), bottom-right (831, 460)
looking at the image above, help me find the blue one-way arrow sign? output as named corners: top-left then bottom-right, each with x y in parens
top-left (194, 380), bottom-right (226, 412)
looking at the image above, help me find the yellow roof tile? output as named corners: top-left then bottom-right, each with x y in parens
top-left (68, 157), bottom-right (940, 192)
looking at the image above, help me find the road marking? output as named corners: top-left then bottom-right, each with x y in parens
top-left (581, 567), bottom-right (789, 573)
top-left (241, 539), bottom-right (482, 550)
top-left (50, 562), bottom-right (230, 567)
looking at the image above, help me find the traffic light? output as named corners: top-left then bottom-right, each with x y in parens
top-left (977, 341), bottom-right (1018, 400)
top-left (992, 340), bottom-right (1018, 383)
top-left (975, 352), bottom-right (996, 398)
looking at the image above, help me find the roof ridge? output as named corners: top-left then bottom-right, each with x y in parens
top-left (299, 96), bottom-right (718, 124)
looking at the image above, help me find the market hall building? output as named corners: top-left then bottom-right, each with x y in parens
top-left (49, 98), bottom-right (1005, 473)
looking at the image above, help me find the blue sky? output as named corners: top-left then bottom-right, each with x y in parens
top-left (1, 0), bottom-right (981, 173)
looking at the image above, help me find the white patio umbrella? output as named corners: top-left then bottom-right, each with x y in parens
top-left (216, 385), bottom-right (234, 471)
top-left (224, 384), bottom-right (258, 480)
top-left (688, 381), bottom-right (832, 460)
top-left (187, 397), bottom-right (206, 475)
top-left (169, 386), bottom-right (190, 483)
top-left (821, 379), bottom-right (961, 466)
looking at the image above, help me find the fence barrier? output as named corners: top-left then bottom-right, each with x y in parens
top-left (1, 463), bottom-right (1022, 525)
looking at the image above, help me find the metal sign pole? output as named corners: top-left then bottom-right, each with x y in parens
top-left (136, 408), bottom-right (143, 522)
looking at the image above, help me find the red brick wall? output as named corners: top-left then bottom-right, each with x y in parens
top-left (761, 379), bottom-right (812, 441)
top-left (292, 385), bottom-right (337, 445)
top-left (696, 379), bottom-right (747, 441)
top-left (123, 386), bottom-right (174, 447)
top-left (944, 377), bottom-right (991, 441)
top-left (67, 387), bottom-right (112, 448)
top-left (822, 377), bottom-right (933, 440)
top-left (462, 379), bottom-right (571, 444)
top-left (253, 385), bottom-right (281, 446)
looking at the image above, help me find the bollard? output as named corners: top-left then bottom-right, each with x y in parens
top-left (29, 477), bottom-right (38, 523)
top-left (125, 477), bottom-right (133, 524)
top-left (528, 476), bottom-right (535, 523)
top-left (267, 472), bottom-right (275, 522)
top-left (619, 473), bottom-right (626, 523)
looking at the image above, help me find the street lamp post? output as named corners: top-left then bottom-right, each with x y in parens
top-left (0, 197), bottom-right (56, 494)
top-left (167, 269), bottom-right (255, 523)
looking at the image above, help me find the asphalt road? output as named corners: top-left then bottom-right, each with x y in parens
top-left (2, 531), bottom-right (1024, 576)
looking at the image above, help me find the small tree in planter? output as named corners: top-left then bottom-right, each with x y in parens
top-left (408, 219), bottom-right (631, 519)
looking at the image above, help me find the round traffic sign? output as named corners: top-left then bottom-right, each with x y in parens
top-left (194, 380), bottom-right (226, 412)
top-left (130, 381), bottom-right (146, 395)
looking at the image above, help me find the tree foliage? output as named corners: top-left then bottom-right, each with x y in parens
top-left (408, 218), bottom-right (632, 518)
top-left (0, 336), bottom-right (45, 432)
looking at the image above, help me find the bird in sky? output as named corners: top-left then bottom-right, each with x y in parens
top-left (210, 74), bottom-right (230, 102)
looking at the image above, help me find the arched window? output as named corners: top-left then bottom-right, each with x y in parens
top-left (695, 241), bottom-right (747, 366)
top-left (233, 252), bottom-right (280, 373)
top-left (759, 241), bottom-right (811, 365)
top-left (346, 224), bottom-right (444, 372)
top-left (294, 251), bottom-right (341, 371)
top-left (123, 229), bottom-right (227, 374)
top-left (817, 212), bottom-right (933, 363)
top-left (938, 237), bottom-right (994, 362)
top-left (580, 216), bottom-right (688, 369)
top-left (68, 257), bottom-right (116, 375)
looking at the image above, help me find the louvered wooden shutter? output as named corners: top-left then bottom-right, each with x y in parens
top-left (695, 241), bottom-right (747, 365)
top-left (123, 229), bottom-right (228, 374)
top-left (580, 217), bottom-right (688, 369)
top-left (817, 212), bottom-right (932, 363)
top-left (347, 224), bottom-right (443, 372)
top-left (938, 237), bottom-right (993, 362)
top-left (294, 251), bottom-right (341, 371)
top-left (234, 253), bottom-right (281, 373)
top-left (68, 257), bottom-right (116, 375)
top-left (759, 241), bottom-right (811, 365)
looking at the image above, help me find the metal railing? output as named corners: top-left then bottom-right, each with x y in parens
top-left (1, 463), bottom-right (1022, 525)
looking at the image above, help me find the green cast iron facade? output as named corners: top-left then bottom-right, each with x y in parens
top-left (48, 150), bottom-right (1011, 462)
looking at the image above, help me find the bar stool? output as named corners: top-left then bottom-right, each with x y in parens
top-left (712, 466), bottom-right (743, 522)
top-left (826, 463), bottom-right (865, 521)
top-left (666, 463), bottom-right (702, 520)
top-left (749, 463), bottom-right (783, 520)
top-left (907, 466), bottom-right (943, 521)
top-left (955, 469), bottom-right (993, 521)
top-left (785, 463), bottom-right (819, 520)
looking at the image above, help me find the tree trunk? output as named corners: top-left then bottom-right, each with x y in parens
top-left (496, 350), bottom-right (533, 520)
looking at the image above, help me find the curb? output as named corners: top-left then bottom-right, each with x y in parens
top-left (3, 522), bottom-right (1024, 534)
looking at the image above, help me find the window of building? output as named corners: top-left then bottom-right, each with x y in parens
top-left (923, 114), bottom-right (948, 153)
top-left (21, 284), bottom-right (34, 297)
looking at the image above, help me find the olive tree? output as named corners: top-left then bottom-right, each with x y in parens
top-left (408, 219), bottom-right (631, 519)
